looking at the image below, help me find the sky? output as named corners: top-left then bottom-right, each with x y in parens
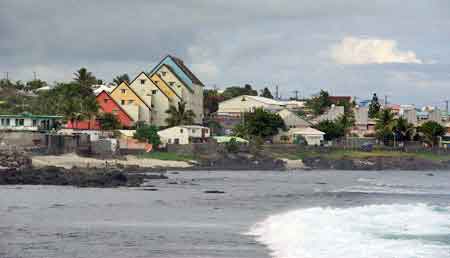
top-left (1, 0), bottom-right (450, 107)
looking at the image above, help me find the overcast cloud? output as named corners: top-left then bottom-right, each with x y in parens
top-left (1, 0), bottom-right (450, 106)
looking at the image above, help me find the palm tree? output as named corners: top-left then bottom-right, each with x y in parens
top-left (375, 109), bottom-right (396, 145)
top-left (113, 74), bottom-right (130, 85)
top-left (74, 68), bottom-right (97, 87)
top-left (394, 117), bottom-right (415, 142)
top-left (418, 121), bottom-right (446, 147)
top-left (165, 101), bottom-right (196, 127)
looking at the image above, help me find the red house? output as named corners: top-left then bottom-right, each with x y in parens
top-left (66, 90), bottom-right (134, 130)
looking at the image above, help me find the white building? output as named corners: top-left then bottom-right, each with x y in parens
top-left (274, 127), bottom-right (325, 146)
top-left (0, 113), bottom-right (63, 131)
top-left (312, 105), bottom-right (345, 123)
top-left (276, 109), bottom-right (311, 128)
top-left (158, 125), bottom-right (210, 145)
top-left (217, 95), bottom-right (286, 115)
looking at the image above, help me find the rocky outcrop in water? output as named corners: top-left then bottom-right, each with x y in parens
top-left (0, 166), bottom-right (167, 187)
top-left (302, 156), bottom-right (449, 170)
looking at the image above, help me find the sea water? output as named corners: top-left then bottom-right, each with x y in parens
top-left (1, 170), bottom-right (450, 258)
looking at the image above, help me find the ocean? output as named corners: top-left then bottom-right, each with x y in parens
top-left (1, 170), bottom-right (450, 258)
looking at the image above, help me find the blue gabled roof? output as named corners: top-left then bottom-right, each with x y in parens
top-left (149, 55), bottom-right (204, 92)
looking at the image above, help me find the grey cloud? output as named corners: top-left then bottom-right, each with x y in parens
top-left (1, 0), bottom-right (449, 106)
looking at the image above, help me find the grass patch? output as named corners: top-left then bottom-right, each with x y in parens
top-left (136, 151), bottom-right (195, 161)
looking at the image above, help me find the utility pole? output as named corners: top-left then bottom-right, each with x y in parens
top-left (33, 71), bottom-right (37, 81)
top-left (293, 90), bottom-right (299, 100)
top-left (275, 85), bottom-right (279, 100)
top-left (445, 100), bottom-right (449, 120)
top-left (5, 72), bottom-right (9, 81)
top-left (384, 95), bottom-right (388, 106)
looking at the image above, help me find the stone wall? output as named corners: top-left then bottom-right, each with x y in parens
top-left (0, 131), bottom-right (45, 147)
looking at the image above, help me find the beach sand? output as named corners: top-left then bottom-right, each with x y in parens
top-left (31, 153), bottom-right (193, 169)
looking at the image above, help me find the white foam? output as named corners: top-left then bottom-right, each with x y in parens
top-left (247, 204), bottom-right (450, 258)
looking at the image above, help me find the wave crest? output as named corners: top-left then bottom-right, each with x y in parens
top-left (247, 204), bottom-right (450, 258)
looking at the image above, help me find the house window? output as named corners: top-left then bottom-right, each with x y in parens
top-left (168, 139), bottom-right (172, 144)
top-left (192, 129), bottom-right (197, 133)
top-left (16, 119), bottom-right (24, 126)
top-left (5, 119), bottom-right (9, 126)
top-left (121, 89), bottom-right (126, 94)
top-left (32, 119), bottom-right (37, 127)
top-left (121, 100), bottom-right (125, 105)
top-left (169, 82), bottom-right (175, 86)
top-left (128, 100), bottom-right (134, 104)
top-left (140, 79), bottom-right (146, 84)
top-left (161, 71), bottom-right (167, 76)
top-left (180, 129), bottom-right (183, 133)
top-left (152, 90), bottom-right (157, 94)
top-left (104, 99), bottom-right (108, 103)
top-left (151, 104), bottom-right (154, 108)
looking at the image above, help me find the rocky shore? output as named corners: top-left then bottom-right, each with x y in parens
top-left (0, 150), bottom-right (167, 187)
top-left (302, 156), bottom-right (450, 170)
top-left (0, 149), bottom-right (449, 188)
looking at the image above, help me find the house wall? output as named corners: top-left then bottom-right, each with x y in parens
top-left (96, 91), bottom-right (134, 127)
top-left (110, 82), bottom-right (151, 123)
top-left (156, 65), bottom-right (204, 124)
top-left (0, 117), bottom-right (57, 131)
top-left (149, 74), bottom-right (182, 127)
top-left (158, 126), bottom-right (210, 145)
top-left (158, 127), bottom-right (189, 144)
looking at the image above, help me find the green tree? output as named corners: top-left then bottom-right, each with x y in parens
top-left (32, 82), bottom-right (99, 125)
top-left (260, 87), bottom-right (274, 99)
top-left (113, 74), bottom-right (130, 85)
top-left (232, 123), bottom-right (249, 139)
top-left (26, 79), bottom-right (47, 91)
top-left (368, 93), bottom-right (381, 118)
top-left (418, 121), bottom-right (445, 146)
top-left (74, 67), bottom-right (97, 87)
top-left (314, 120), bottom-right (345, 141)
top-left (239, 108), bottom-right (286, 139)
top-left (222, 84), bottom-right (257, 100)
top-left (133, 125), bottom-right (161, 146)
top-left (98, 113), bottom-right (121, 130)
top-left (336, 112), bottom-right (355, 136)
top-left (306, 89), bottom-right (331, 116)
top-left (394, 117), bottom-right (415, 142)
top-left (375, 108), bottom-right (396, 145)
top-left (165, 101), bottom-right (196, 127)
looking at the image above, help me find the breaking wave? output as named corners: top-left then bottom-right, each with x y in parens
top-left (248, 204), bottom-right (450, 258)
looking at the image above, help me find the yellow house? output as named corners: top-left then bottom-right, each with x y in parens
top-left (127, 72), bottom-right (182, 126)
top-left (110, 81), bottom-right (151, 123)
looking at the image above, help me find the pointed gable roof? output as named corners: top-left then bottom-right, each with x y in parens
top-left (149, 73), bottom-right (182, 101)
top-left (149, 55), bottom-right (205, 91)
top-left (130, 71), bottom-right (180, 101)
top-left (96, 90), bottom-right (134, 122)
top-left (110, 81), bottom-right (152, 110)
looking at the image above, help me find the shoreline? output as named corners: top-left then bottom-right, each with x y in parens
top-left (0, 150), bottom-right (449, 188)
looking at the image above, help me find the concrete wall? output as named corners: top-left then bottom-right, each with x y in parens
top-left (0, 131), bottom-right (45, 147)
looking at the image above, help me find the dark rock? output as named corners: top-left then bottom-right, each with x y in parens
top-left (204, 190), bottom-right (225, 194)
top-left (426, 173), bottom-right (434, 176)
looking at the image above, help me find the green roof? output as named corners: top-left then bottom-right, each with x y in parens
top-left (0, 113), bottom-right (63, 119)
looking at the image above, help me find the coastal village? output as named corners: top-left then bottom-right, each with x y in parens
top-left (0, 54), bottom-right (450, 176)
